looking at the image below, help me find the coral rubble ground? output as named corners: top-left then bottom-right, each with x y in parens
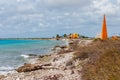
top-left (1, 39), bottom-right (120, 80)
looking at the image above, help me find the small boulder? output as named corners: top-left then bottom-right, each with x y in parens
top-left (28, 54), bottom-right (37, 57)
top-left (41, 74), bottom-right (63, 80)
top-left (0, 75), bottom-right (5, 79)
top-left (16, 63), bottom-right (42, 73)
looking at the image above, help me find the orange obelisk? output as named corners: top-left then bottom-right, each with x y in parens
top-left (101, 15), bottom-right (108, 40)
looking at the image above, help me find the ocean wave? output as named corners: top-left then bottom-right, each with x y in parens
top-left (20, 54), bottom-right (38, 59)
top-left (0, 66), bottom-right (15, 75)
top-left (20, 54), bottom-right (38, 64)
top-left (20, 54), bottom-right (30, 59)
top-left (0, 66), bottom-right (16, 75)
top-left (0, 66), bottom-right (14, 71)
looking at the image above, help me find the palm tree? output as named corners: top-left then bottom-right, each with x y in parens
top-left (64, 34), bottom-right (67, 38)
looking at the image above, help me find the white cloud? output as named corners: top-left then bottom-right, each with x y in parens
top-left (93, 0), bottom-right (118, 15)
top-left (117, 0), bottom-right (120, 4)
top-left (38, 23), bottom-right (44, 27)
top-left (43, 0), bottom-right (91, 8)
top-left (0, 0), bottom-right (120, 37)
top-left (17, 0), bottom-right (23, 2)
top-left (64, 12), bottom-right (70, 16)
top-left (17, 4), bottom-right (34, 11)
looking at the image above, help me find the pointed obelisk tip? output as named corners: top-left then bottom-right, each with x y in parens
top-left (101, 14), bottom-right (108, 40)
top-left (104, 14), bottom-right (106, 19)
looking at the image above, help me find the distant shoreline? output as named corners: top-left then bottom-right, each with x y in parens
top-left (0, 38), bottom-right (56, 40)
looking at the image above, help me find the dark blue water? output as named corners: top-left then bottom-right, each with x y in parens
top-left (0, 39), bottom-right (64, 74)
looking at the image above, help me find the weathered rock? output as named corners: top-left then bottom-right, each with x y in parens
top-left (28, 54), bottom-right (37, 57)
top-left (16, 63), bottom-right (42, 73)
top-left (0, 75), bottom-right (5, 79)
top-left (60, 46), bottom-right (68, 49)
top-left (41, 74), bottom-right (63, 80)
top-left (16, 62), bottom-right (53, 73)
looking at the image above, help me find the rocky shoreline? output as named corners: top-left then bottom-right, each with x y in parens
top-left (0, 39), bottom-right (93, 80)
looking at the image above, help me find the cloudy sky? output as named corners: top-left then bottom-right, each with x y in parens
top-left (0, 0), bottom-right (119, 38)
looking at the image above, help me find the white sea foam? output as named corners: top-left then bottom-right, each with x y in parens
top-left (0, 66), bottom-right (14, 71)
top-left (0, 66), bottom-right (15, 75)
top-left (20, 54), bottom-right (38, 64)
top-left (21, 54), bottom-right (30, 58)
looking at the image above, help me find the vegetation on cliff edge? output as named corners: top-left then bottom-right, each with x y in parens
top-left (74, 40), bottom-right (120, 80)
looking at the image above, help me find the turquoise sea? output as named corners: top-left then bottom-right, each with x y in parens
top-left (0, 39), bottom-right (64, 74)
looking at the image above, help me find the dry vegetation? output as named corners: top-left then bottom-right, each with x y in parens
top-left (74, 39), bottom-right (120, 80)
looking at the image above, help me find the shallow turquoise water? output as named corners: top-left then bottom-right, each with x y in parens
top-left (0, 39), bottom-right (64, 74)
